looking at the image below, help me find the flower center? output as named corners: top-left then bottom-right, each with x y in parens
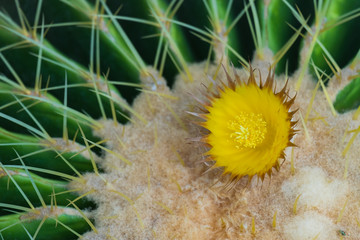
top-left (227, 112), bottom-right (267, 149)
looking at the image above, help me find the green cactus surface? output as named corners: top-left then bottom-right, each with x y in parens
top-left (0, 0), bottom-right (359, 239)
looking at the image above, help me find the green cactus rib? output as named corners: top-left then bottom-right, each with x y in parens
top-left (1, 0), bottom-right (145, 102)
top-left (0, 0), bottom-right (359, 239)
top-left (334, 77), bottom-right (360, 113)
top-left (114, 0), bottom-right (194, 61)
top-left (0, 83), bottom-right (100, 144)
top-left (0, 167), bottom-right (93, 212)
top-left (0, 127), bottom-right (94, 178)
top-left (310, 0), bottom-right (360, 76)
top-left (257, 0), bottom-right (313, 73)
top-left (0, 208), bottom-right (91, 240)
top-left (0, 11), bottom-right (129, 121)
top-left (205, 0), bottom-right (243, 65)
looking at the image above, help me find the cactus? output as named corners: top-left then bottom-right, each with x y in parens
top-left (0, 0), bottom-right (359, 239)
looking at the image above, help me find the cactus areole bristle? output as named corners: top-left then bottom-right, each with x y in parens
top-left (198, 67), bottom-right (297, 182)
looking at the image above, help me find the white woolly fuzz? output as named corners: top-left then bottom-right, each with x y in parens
top-left (283, 211), bottom-right (337, 240)
top-left (281, 167), bottom-right (349, 211)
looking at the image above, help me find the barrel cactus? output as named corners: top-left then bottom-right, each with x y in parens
top-left (0, 0), bottom-right (359, 239)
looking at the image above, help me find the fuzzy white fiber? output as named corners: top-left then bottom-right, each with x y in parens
top-left (281, 166), bottom-right (348, 211)
top-left (283, 211), bottom-right (337, 240)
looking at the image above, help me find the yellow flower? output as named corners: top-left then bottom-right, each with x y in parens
top-left (197, 67), bottom-right (297, 183)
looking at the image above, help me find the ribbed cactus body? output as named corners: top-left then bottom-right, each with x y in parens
top-left (0, 0), bottom-right (359, 239)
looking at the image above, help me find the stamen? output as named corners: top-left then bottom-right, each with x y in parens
top-left (227, 112), bottom-right (267, 149)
